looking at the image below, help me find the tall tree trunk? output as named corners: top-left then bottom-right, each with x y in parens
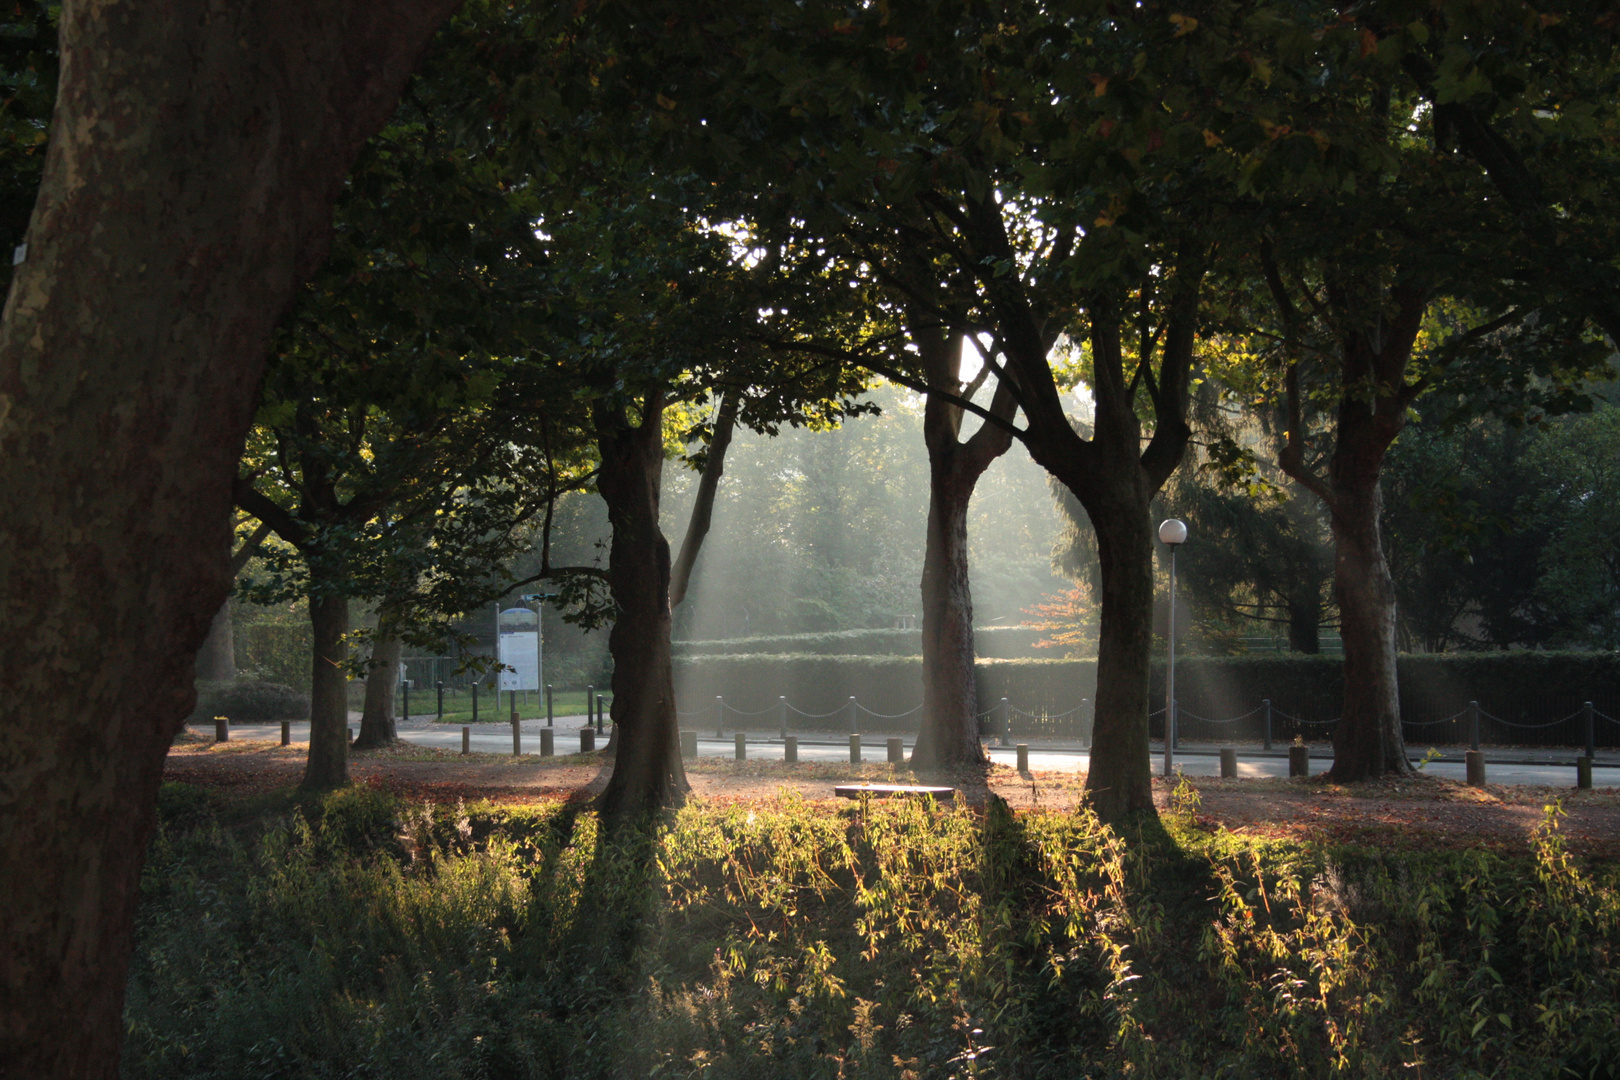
top-left (354, 613), bottom-right (402, 749)
top-left (303, 591), bottom-right (351, 791)
top-left (1326, 468), bottom-right (1411, 779)
top-left (194, 601), bottom-right (237, 682)
top-left (594, 391), bottom-right (689, 818)
top-left (0, 4), bottom-right (456, 1075)
top-left (912, 462), bottom-right (983, 769)
top-left (1286, 593), bottom-right (1321, 653)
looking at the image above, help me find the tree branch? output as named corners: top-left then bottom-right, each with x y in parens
top-left (669, 387), bottom-right (740, 607)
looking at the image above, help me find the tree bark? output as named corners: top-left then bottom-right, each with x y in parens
top-left (303, 591), bottom-right (352, 790)
top-left (354, 612), bottom-right (402, 749)
top-left (908, 324), bottom-right (1015, 772)
top-left (0, 4), bottom-right (457, 1074)
top-left (194, 601), bottom-right (237, 682)
top-left (593, 390), bottom-right (690, 818)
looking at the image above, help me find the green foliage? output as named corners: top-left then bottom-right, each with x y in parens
top-left (188, 681), bottom-right (311, 724)
top-left (125, 792), bottom-right (1620, 1078)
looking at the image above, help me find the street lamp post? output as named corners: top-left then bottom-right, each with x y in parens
top-left (1159, 518), bottom-right (1188, 778)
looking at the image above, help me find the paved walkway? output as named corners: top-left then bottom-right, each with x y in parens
top-left (221, 719), bottom-right (1619, 788)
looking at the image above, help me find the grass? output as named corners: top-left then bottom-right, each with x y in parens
top-left (124, 780), bottom-right (1620, 1079)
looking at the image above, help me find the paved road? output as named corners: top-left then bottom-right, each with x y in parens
top-left (221, 720), bottom-right (1618, 788)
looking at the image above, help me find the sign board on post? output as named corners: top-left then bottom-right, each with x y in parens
top-left (497, 608), bottom-right (540, 691)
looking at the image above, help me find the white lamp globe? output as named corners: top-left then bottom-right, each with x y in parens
top-left (1158, 518), bottom-right (1188, 545)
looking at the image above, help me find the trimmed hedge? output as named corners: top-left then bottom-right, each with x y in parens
top-left (673, 650), bottom-right (1620, 745)
top-left (189, 680), bottom-right (311, 723)
top-left (672, 625), bottom-right (1049, 659)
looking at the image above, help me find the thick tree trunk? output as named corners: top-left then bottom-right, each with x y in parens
top-left (912, 463), bottom-right (984, 770)
top-left (354, 615), bottom-right (402, 749)
top-left (303, 591), bottom-right (352, 790)
top-left (0, 4), bottom-right (456, 1075)
top-left (593, 393), bottom-right (690, 818)
top-left (194, 601), bottom-right (237, 682)
top-left (1326, 473), bottom-right (1412, 779)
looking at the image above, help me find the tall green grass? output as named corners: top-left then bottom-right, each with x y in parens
top-left (124, 782), bottom-right (1620, 1078)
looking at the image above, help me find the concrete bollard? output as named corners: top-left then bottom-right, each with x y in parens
top-left (1289, 743), bottom-right (1310, 778)
top-left (462, 726), bottom-right (470, 755)
top-left (348, 726), bottom-right (355, 743)
top-left (681, 730), bottom-right (697, 758)
top-left (512, 719), bottom-right (522, 756)
top-left (1465, 749), bottom-right (1486, 787)
top-left (1016, 743), bottom-right (1030, 773)
top-left (1577, 755), bottom-right (1593, 790)
top-left (887, 737), bottom-right (904, 764)
top-left (735, 732), bottom-right (747, 761)
top-left (784, 735), bottom-right (798, 764)
top-left (280, 720), bottom-right (290, 747)
top-left (849, 733), bottom-right (862, 764)
top-left (1220, 748), bottom-right (1237, 778)
top-left (214, 716), bottom-right (229, 743)
top-left (580, 728), bottom-right (595, 753)
top-left (540, 728), bottom-right (554, 757)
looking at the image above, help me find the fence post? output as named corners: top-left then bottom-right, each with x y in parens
top-left (1469, 700), bottom-right (1480, 752)
top-left (461, 726), bottom-right (470, 755)
top-left (436, 681), bottom-right (444, 720)
top-left (849, 696), bottom-right (858, 734)
top-left (1016, 743), bottom-right (1030, 773)
top-left (784, 735), bottom-right (798, 764)
top-left (1585, 701), bottom-right (1596, 760)
top-left (999, 697), bottom-right (1009, 746)
top-left (1262, 699), bottom-right (1272, 752)
top-left (280, 720), bottom-right (290, 747)
top-left (546, 684), bottom-right (553, 727)
top-left (540, 728), bottom-right (554, 757)
top-left (779, 695), bottom-right (788, 740)
top-left (715, 695), bottom-right (723, 738)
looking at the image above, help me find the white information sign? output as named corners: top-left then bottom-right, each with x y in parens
top-left (497, 607), bottom-right (541, 691)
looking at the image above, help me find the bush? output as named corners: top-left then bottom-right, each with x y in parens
top-left (673, 625), bottom-right (1049, 659)
top-left (190, 679), bottom-right (310, 723)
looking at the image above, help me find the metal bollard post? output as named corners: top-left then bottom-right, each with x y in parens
top-left (999, 697), bottom-right (1009, 747)
top-left (436, 680), bottom-right (444, 720)
top-left (715, 695), bottom-right (723, 738)
top-left (402, 682), bottom-right (409, 722)
top-left (779, 695), bottom-right (788, 740)
top-left (580, 728), bottom-right (595, 753)
top-left (280, 720), bottom-right (290, 747)
top-left (849, 732), bottom-right (862, 763)
top-left (1577, 756), bottom-right (1593, 790)
top-left (214, 716), bottom-right (229, 742)
top-left (1469, 701), bottom-right (1480, 752)
top-left (1016, 743), bottom-right (1030, 773)
top-left (1465, 749), bottom-right (1486, 787)
top-left (471, 682), bottom-right (479, 723)
top-left (1584, 701), bottom-right (1596, 761)
top-left (735, 732), bottom-right (747, 761)
top-left (1262, 699), bottom-right (1273, 752)
top-left (849, 696), bottom-right (858, 734)
top-left (586, 685), bottom-right (594, 731)
top-left (510, 689), bottom-right (518, 725)
top-left (784, 735), bottom-right (798, 764)
top-left (540, 728), bottom-right (554, 757)
top-left (1220, 748), bottom-right (1237, 778)
top-left (512, 718), bottom-right (522, 756)
top-left (545, 684), bottom-right (554, 727)
top-left (680, 730), bottom-right (697, 758)
top-left (887, 737), bottom-right (904, 764)
top-left (461, 726), bottom-right (470, 754)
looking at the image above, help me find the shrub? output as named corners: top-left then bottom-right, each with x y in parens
top-left (190, 679), bottom-right (310, 723)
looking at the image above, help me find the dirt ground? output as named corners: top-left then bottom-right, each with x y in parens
top-left (163, 736), bottom-right (1620, 855)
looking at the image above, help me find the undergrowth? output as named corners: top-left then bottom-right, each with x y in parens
top-left (123, 780), bottom-right (1620, 1079)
